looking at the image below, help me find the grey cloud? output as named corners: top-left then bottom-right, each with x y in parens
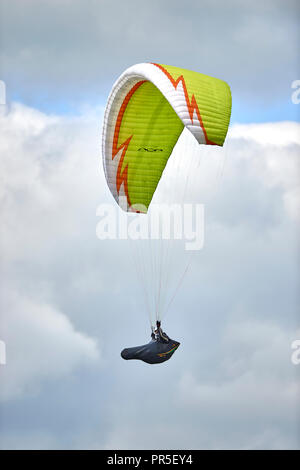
top-left (0, 104), bottom-right (299, 449)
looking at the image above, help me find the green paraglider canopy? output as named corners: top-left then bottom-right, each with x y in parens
top-left (102, 62), bottom-right (232, 213)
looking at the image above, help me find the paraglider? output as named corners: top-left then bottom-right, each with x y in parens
top-left (102, 63), bottom-right (231, 364)
top-left (121, 321), bottom-right (180, 365)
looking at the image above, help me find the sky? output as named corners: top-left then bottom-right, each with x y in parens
top-left (0, 0), bottom-right (299, 450)
top-left (0, 0), bottom-right (299, 121)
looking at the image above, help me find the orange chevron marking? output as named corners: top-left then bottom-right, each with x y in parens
top-left (112, 80), bottom-right (147, 207)
top-left (152, 63), bottom-right (217, 145)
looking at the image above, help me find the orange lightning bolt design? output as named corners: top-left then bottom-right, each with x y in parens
top-left (112, 80), bottom-right (147, 208)
top-left (152, 63), bottom-right (217, 145)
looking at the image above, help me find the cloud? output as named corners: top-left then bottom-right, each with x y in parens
top-left (229, 122), bottom-right (300, 146)
top-left (0, 287), bottom-right (100, 402)
top-left (0, 103), bottom-right (299, 449)
top-left (226, 122), bottom-right (300, 222)
top-left (175, 318), bottom-right (299, 449)
top-left (0, 0), bottom-right (299, 117)
top-left (0, 103), bottom-right (103, 403)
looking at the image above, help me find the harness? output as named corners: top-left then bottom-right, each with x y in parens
top-left (153, 321), bottom-right (170, 343)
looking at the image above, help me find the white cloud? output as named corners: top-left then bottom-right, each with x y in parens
top-left (0, 103), bottom-right (299, 449)
top-left (0, 287), bottom-right (100, 402)
top-left (229, 122), bottom-right (300, 146)
top-left (0, 103), bottom-right (103, 403)
top-left (177, 318), bottom-right (299, 417)
top-left (227, 122), bottom-right (300, 221)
